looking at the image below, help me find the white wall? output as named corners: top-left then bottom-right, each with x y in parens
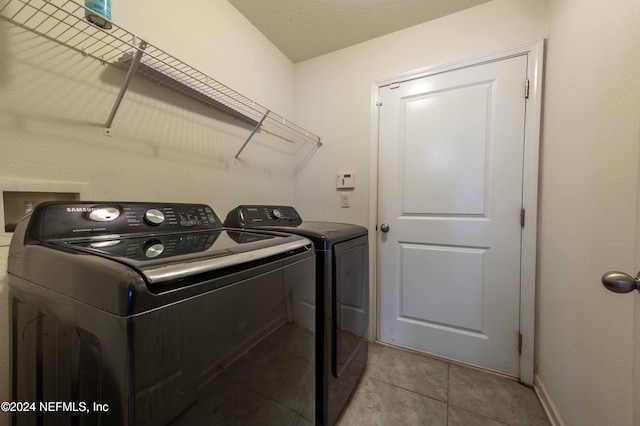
top-left (293, 0), bottom-right (548, 225)
top-left (0, 0), bottom-right (299, 211)
top-left (294, 0), bottom-right (639, 424)
top-left (536, 0), bottom-right (640, 425)
top-left (0, 0), bottom-right (299, 423)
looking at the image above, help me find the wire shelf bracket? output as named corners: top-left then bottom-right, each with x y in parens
top-left (235, 111), bottom-right (270, 160)
top-left (0, 0), bottom-right (322, 156)
top-left (104, 39), bottom-right (147, 136)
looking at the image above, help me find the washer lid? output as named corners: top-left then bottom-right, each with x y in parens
top-left (281, 221), bottom-right (368, 242)
top-left (59, 229), bottom-right (312, 285)
top-left (235, 221), bottom-right (368, 247)
top-left (223, 205), bottom-right (368, 245)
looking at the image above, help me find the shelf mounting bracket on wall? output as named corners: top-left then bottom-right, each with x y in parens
top-left (104, 39), bottom-right (147, 136)
top-left (235, 111), bottom-right (270, 159)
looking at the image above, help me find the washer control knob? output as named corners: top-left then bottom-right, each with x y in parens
top-left (271, 209), bottom-right (283, 219)
top-left (144, 241), bottom-right (165, 258)
top-left (88, 207), bottom-right (120, 222)
top-left (144, 209), bottom-right (165, 226)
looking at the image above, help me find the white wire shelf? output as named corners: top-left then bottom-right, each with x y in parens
top-left (0, 0), bottom-right (322, 157)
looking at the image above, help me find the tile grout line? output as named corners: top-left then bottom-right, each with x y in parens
top-left (361, 345), bottom-right (546, 425)
top-left (446, 362), bottom-right (450, 425)
top-left (366, 375), bottom-right (448, 405)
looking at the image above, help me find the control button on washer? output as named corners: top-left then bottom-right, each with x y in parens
top-left (144, 209), bottom-right (165, 226)
top-left (88, 207), bottom-right (120, 222)
top-left (144, 241), bottom-right (165, 258)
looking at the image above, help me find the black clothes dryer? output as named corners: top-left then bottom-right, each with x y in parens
top-left (224, 205), bottom-right (369, 426)
top-left (8, 202), bottom-right (316, 425)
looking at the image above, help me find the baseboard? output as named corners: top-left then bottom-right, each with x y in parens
top-left (534, 373), bottom-right (565, 426)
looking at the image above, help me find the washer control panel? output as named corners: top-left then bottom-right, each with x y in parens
top-left (224, 205), bottom-right (302, 228)
top-left (26, 202), bottom-right (222, 241)
top-left (82, 231), bottom-right (220, 260)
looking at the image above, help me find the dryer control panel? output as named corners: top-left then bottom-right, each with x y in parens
top-left (26, 202), bottom-right (222, 242)
top-left (224, 205), bottom-right (302, 228)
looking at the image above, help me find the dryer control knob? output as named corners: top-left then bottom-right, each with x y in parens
top-left (144, 209), bottom-right (165, 225)
top-left (144, 241), bottom-right (165, 258)
top-left (271, 209), bottom-right (283, 219)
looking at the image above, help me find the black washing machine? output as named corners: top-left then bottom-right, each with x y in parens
top-left (224, 205), bottom-right (369, 426)
top-left (8, 201), bottom-right (317, 425)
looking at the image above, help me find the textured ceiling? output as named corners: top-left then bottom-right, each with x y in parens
top-left (227, 0), bottom-right (493, 63)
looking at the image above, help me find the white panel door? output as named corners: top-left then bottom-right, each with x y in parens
top-left (378, 55), bottom-right (528, 376)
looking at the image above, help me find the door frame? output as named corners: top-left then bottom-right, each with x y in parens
top-left (368, 40), bottom-right (545, 385)
top-left (634, 144), bottom-right (640, 424)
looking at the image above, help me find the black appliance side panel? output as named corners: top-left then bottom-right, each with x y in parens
top-left (332, 235), bottom-right (369, 378)
top-left (320, 234), bottom-right (369, 426)
top-left (315, 249), bottom-right (331, 425)
top-left (10, 254), bottom-right (316, 426)
top-left (10, 278), bottom-right (128, 426)
top-left (165, 255), bottom-right (316, 425)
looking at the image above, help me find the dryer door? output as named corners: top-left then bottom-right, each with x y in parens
top-left (332, 235), bottom-right (369, 377)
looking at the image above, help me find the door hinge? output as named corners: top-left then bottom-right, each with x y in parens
top-left (376, 94), bottom-right (383, 107)
top-left (520, 208), bottom-right (525, 228)
top-left (518, 333), bottom-right (523, 354)
top-left (524, 79), bottom-right (530, 99)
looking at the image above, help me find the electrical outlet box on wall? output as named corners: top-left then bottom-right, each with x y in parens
top-left (0, 178), bottom-right (91, 247)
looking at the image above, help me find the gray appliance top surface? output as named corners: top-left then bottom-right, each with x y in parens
top-left (20, 201), bottom-right (311, 284)
top-left (251, 221), bottom-right (367, 246)
top-left (224, 205), bottom-right (368, 246)
top-left (8, 202), bottom-right (315, 315)
top-left (60, 229), bottom-right (311, 284)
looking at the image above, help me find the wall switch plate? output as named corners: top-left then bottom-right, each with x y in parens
top-left (340, 193), bottom-right (350, 208)
top-left (337, 172), bottom-right (355, 189)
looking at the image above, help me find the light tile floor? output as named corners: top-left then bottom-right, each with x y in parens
top-left (337, 343), bottom-right (549, 426)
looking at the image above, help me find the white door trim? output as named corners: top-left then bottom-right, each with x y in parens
top-left (368, 39), bottom-right (545, 385)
